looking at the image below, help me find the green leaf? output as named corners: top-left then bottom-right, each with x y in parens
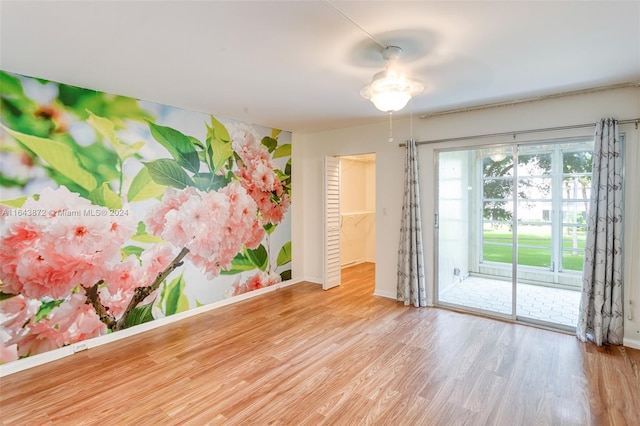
top-left (131, 233), bottom-right (165, 244)
top-left (274, 169), bottom-right (289, 182)
top-left (271, 128), bottom-right (282, 139)
top-left (207, 135), bottom-right (234, 174)
top-left (261, 136), bottom-right (278, 153)
top-left (148, 122), bottom-right (200, 173)
top-left (163, 272), bottom-right (189, 316)
top-left (188, 136), bottom-right (205, 150)
top-left (0, 72), bottom-right (25, 97)
top-left (220, 252), bottom-right (257, 275)
top-left (0, 196), bottom-right (29, 208)
top-left (276, 241), bottom-right (292, 267)
top-left (210, 174), bottom-right (230, 191)
top-left (209, 116), bottom-right (230, 142)
top-left (191, 176), bottom-right (211, 191)
top-left (144, 159), bottom-right (195, 189)
top-left (121, 245), bottom-right (145, 258)
top-left (0, 173), bottom-right (26, 188)
top-left (89, 182), bottom-right (122, 209)
top-left (263, 222), bottom-right (276, 235)
top-left (86, 112), bottom-right (145, 160)
top-left (128, 166), bottom-right (167, 202)
top-left (125, 303), bottom-right (155, 327)
top-left (131, 221), bottom-right (165, 243)
top-left (3, 126), bottom-right (97, 192)
top-left (273, 143), bottom-right (291, 158)
top-left (35, 299), bottom-right (64, 322)
top-left (279, 270), bottom-right (292, 281)
top-left (285, 158), bottom-right (291, 176)
top-left (246, 245), bottom-right (268, 271)
top-left (135, 221), bottom-right (147, 235)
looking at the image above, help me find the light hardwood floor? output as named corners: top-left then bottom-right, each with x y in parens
top-left (1, 262), bottom-right (639, 425)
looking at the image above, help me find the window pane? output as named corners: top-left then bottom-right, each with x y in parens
top-left (518, 153), bottom-right (552, 177)
top-left (483, 223), bottom-right (513, 264)
top-left (518, 201), bottom-right (552, 223)
top-left (518, 225), bottom-right (552, 248)
top-left (517, 247), bottom-right (552, 268)
top-left (563, 151), bottom-right (593, 174)
top-left (483, 154), bottom-right (514, 178)
top-left (562, 204), bottom-right (588, 224)
top-left (483, 199), bottom-right (513, 221)
top-left (482, 243), bottom-right (513, 264)
top-left (562, 177), bottom-right (591, 200)
top-left (562, 225), bottom-right (587, 249)
top-left (518, 177), bottom-right (552, 202)
top-left (562, 249), bottom-right (585, 271)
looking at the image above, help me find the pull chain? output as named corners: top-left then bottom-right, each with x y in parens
top-left (388, 112), bottom-right (394, 143)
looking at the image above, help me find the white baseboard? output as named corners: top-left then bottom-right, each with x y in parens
top-left (375, 291), bottom-right (434, 307)
top-left (0, 278), bottom-right (304, 377)
top-left (623, 337), bottom-right (640, 350)
top-left (373, 289), bottom-right (397, 300)
top-left (341, 259), bottom-right (366, 268)
top-left (304, 276), bottom-right (323, 285)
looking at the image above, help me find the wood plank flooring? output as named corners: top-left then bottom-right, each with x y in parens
top-left (1, 262), bottom-right (639, 425)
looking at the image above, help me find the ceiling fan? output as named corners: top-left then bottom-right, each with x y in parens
top-left (360, 45), bottom-right (424, 112)
top-left (323, 0), bottom-right (424, 113)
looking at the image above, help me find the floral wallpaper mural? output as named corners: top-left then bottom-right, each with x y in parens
top-left (0, 71), bottom-right (292, 364)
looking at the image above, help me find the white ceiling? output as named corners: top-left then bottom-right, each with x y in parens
top-left (1, 1), bottom-right (639, 133)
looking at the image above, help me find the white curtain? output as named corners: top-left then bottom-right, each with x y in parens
top-left (397, 138), bottom-right (427, 307)
top-left (577, 118), bottom-right (624, 346)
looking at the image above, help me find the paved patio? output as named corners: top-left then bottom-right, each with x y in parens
top-left (438, 275), bottom-right (581, 328)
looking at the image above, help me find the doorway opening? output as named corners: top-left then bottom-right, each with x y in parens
top-left (323, 153), bottom-right (376, 291)
top-left (339, 153), bottom-right (376, 271)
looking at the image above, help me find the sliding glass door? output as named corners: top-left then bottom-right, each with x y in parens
top-left (436, 138), bottom-right (593, 330)
top-left (437, 147), bottom-right (514, 318)
top-left (515, 142), bottom-right (593, 329)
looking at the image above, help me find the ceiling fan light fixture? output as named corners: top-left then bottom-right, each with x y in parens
top-left (369, 90), bottom-right (412, 113)
top-left (360, 46), bottom-right (423, 113)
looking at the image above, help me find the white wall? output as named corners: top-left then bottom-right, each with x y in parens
top-left (365, 161), bottom-right (376, 262)
top-left (293, 86), bottom-right (640, 346)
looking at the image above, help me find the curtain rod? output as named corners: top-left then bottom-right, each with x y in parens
top-left (399, 118), bottom-right (640, 147)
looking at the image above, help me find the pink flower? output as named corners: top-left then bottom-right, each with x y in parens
top-left (0, 187), bottom-right (136, 300)
top-left (140, 243), bottom-right (177, 283)
top-left (13, 320), bottom-right (66, 357)
top-left (9, 291), bottom-right (107, 357)
top-left (230, 124), bottom-right (289, 225)
top-left (50, 292), bottom-right (106, 343)
top-left (97, 287), bottom-right (132, 321)
top-left (99, 255), bottom-right (143, 319)
top-left (0, 343), bottom-right (18, 364)
top-left (227, 271), bottom-right (281, 297)
top-left (0, 295), bottom-right (40, 339)
top-left (146, 187), bottom-right (196, 237)
top-left (0, 295), bottom-right (40, 363)
top-left (0, 222), bottom-right (41, 294)
top-left (145, 183), bottom-right (263, 278)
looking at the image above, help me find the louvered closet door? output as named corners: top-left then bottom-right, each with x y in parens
top-left (324, 156), bottom-right (341, 290)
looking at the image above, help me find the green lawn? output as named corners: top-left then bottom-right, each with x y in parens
top-left (483, 230), bottom-right (585, 271)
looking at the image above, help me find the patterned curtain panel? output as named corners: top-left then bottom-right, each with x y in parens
top-left (397, 139), bottom-right (427, 307)
top-left (577, 118), bottom-right (624, 345)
